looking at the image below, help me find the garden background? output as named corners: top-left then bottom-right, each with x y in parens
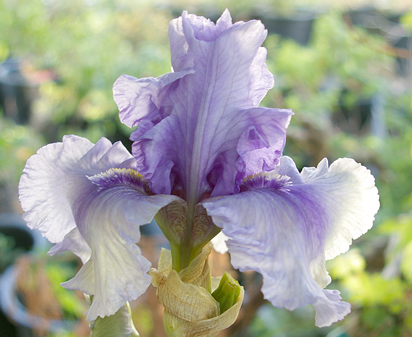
top-left (1, 0), bottom-right (412, 336)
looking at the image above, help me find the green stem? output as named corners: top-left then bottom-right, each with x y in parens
top-left (155, 201), bottom-right (220, 273)
top-left (178, 202), bottom-right (196, 271)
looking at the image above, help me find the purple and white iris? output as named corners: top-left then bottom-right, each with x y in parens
top-left (18, 10), bottom-right (379, 327)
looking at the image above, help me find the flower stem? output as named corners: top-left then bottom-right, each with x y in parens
top-left (155, 202), bottom-right (220, 273)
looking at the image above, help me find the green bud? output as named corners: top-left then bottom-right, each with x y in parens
top-left (151, 244), bottom-right (244, 337)
top-left (212, 272), bottom-right (242, 314)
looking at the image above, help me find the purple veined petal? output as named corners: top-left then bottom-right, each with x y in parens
top-left (300, 157), bottom-right (380, 260)
top-left (135, 106), bottom-right (292, 197)
top-left (167, 11), bottom-right (276, 200)
top-left (168, 9), bottom-right (233, 71)
top-left (48, 228), bottom-right (91, 264)
top-left (202, 157), bottom-right (379, 327)
top-left (169, 9), bottom-right (274, 106)
top-left (62, 168), bottom-right (180, 321)
top-left (249, 46), bottom-right (275, 106)
top-left (113, 70), bottom-right (194, 129)
top-left (232, 108), bottom-right (292, 191)
top-left (120, 10), bottom-right (290, 203)
top-left (169, 10), bottom-right (274, 106)
top-left (277, 156), bottom-right (304, 184)
top-left (19, 135), bottom-right (182, 320)
top-left (19, 135), bottom-right (132, 243)
top-left (171, 9), bottom-right (274, 107)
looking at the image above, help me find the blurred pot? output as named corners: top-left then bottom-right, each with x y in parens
top-left (0, 213), bottom-right (47, 274)
top-left (0, 213), bottom-right (48, 337)
top-left (0, 59), bottom-right (38, 125)
top-left (332, 94), bottom-right (385, 137)
top-left (258, 11), bottom-right (317, 45)
top-left (0, 265), bottom-right (76, 337)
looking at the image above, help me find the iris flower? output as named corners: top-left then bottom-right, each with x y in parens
top-left (19, 9), bottom-right (379, 329)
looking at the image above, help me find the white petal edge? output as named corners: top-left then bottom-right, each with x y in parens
top-left (18, 136), bottom-right (133, 243)
top-left (301, 158), bottom-right (380, 260)
top-left (203, 157), bottom-right (379, 327)
top-left (62, 169), bottom-right (181, 321)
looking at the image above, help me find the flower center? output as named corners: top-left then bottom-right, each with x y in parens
top-left (155, 200), bottom-right (220, 271)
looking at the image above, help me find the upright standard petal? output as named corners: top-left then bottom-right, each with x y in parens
top-left (113, 71), bottom-right (194, 129)
top-left (19, 136), bottom-right (180, 321)
top-left (203, 157), bottom-right (379, 327)
top-left (114, 10), bottom-right (292, 202)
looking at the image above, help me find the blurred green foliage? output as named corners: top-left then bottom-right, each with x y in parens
top-left (327, 244), bottom-right (412, 337)
top-left (264, 11), bottom-right (392, 128)
top-left (14, 253), bottom-right (88, 336)
top-left (0, 118), bottom-right (43, 183)
top-left (0, 232), bottom-right (24, 273)
top-left (0, 0), bottom-right (172, 145)
top-left (46, 258), bottom-right (87, 320)
top-left (1, 1), bottom-right (412, 336)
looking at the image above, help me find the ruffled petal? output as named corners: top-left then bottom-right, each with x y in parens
top-left (300, 158), bottom-right (380, 260)
top-left (63, 168), bottom-right (178, 321)
top-left (48, 228), bottom-right (91, 264)
top-left (113, 71), bottom-right (194, 128)
top-left (19, 135), bottom-right (132, 243)
top-left (19, 136), bottom-right (180, 320)
top-left (115, 10), bottom-right (291, 201)
top-left (202, 157), bottom-right (379, 327)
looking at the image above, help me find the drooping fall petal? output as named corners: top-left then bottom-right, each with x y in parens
top-left (19, 135), bottom-right (179, 320)
top-left (203, 157), bottom-right (379, 327)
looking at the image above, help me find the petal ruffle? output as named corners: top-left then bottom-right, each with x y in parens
top-left (114, 10), bottom-right (291, 201)
top-left (19, 135), bottom-right (132, 243)
top-left (48, 227), bottom-right (91, 264)
top-left (113, 70), bottom-right (194, 128)
top-left (300, 158), bottom-right (380, 260)
top-left (202, 157), bottom-right (379, 327)
top-left (19, 136), bottom-right (180, 320)
top-left (64, 168), bottom-right (179, 321)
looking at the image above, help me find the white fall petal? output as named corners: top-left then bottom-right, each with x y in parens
top-left (19, 135), bottom-right (179, 321)
top-left (203, 156), bottom-right (379, 327)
